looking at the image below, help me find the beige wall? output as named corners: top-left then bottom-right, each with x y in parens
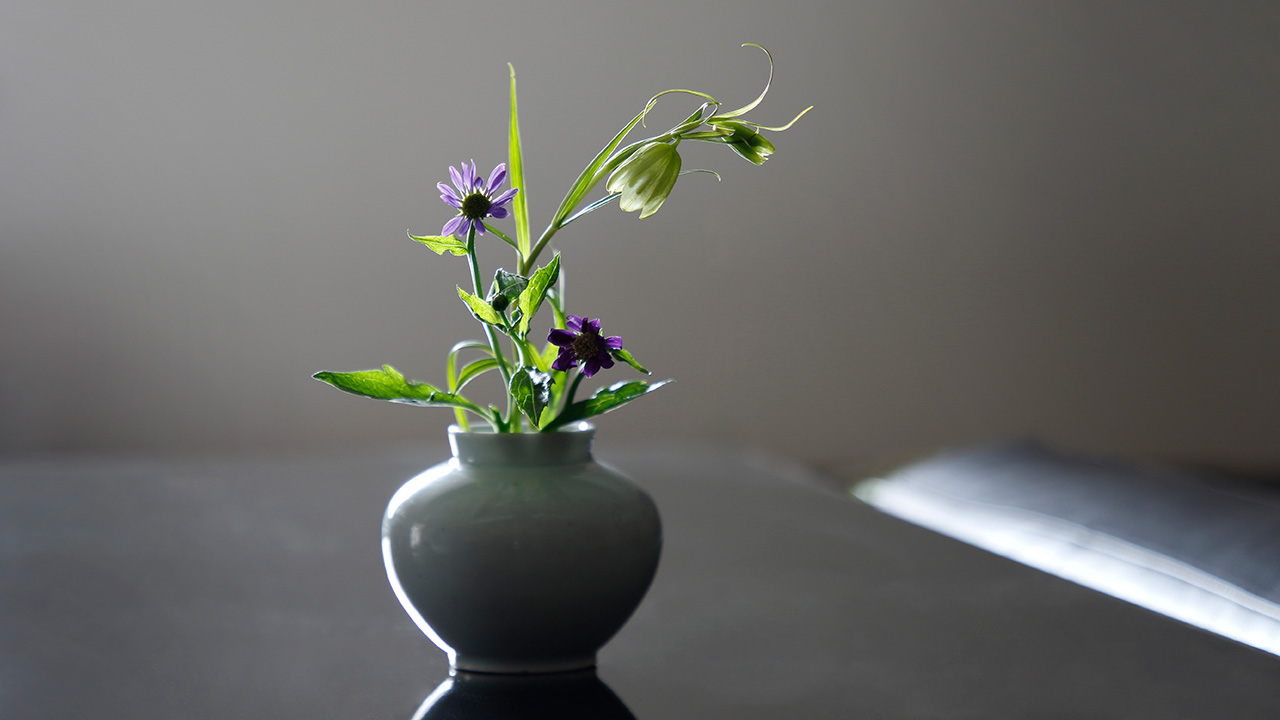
top-left (3, 1), bottom-right (1278, 465)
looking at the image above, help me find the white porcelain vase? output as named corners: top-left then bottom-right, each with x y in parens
top-left (382, 423), bottom-right (662, 674)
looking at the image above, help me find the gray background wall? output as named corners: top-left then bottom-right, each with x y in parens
top-left (2, 1), bottom-right (1277, 466)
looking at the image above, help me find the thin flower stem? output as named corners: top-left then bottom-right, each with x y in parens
top-left (562, 371), bottom-right (586, 413)
top-left (466, 226), bottom-right (514, 428)
top-left (520, 131), bottom-right (676, 275)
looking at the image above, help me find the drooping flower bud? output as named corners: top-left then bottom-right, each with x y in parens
top-left (606, 141), bottom-right (682, 219)
top-left (712, 120), bottom-right (775, 165)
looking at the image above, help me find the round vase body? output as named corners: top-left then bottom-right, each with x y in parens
top-left (382, 424), bottom-right (662, 674)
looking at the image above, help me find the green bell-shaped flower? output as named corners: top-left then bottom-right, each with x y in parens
top-left (606, 141), bottom-right (682, 219)
top-left (713, 120), bottom-right (776, 165)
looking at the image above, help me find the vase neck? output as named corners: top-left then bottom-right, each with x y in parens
top-left (448, 427), bottom-right (595, 466)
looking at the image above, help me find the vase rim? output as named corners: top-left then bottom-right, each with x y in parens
top-left (446, 421), bottom-right (595, 435)
top-left (447, 422), bottom-right (596, 465)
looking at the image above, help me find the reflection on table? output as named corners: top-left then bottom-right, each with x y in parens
top-left (412, 670), bottom-right (636, 720)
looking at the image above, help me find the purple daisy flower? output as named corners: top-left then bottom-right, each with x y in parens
top-left (548, 315), bottom-right (623, 377)
top-left (438, 160), bottom-right (519, 238)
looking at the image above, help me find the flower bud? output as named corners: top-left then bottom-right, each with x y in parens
top-left (489, 294), bottom-right (510, 313)
top-left (713, 120), bottom-right (775, 165)
top-left (606, 141), bottom-right (682, 219)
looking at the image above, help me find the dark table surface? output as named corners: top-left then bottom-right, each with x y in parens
top-left (3, 441), bottom-right (1278, 719)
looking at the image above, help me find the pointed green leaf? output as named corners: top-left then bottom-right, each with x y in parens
top-left (546, 379), bottom-right (672, 429)
top-left (509, 366), bottom-right (553, 425)
top-left (508, 63), bottom-right (531, 259)
top-left (480, 221), bottom-right (520, 251)
top-left (560, 192), bottom-right (621, 228)
top-left (742, 105), bottom-right (812, 132)
top-left (670, 102), bottom-right (715, 135)
top-left (516, 253), bottom-right (560, 337)
top-left (313, 365), bottom-right (486, 415)
top-left (550, 103), bottom-right (657, 229)
top-left (679, 168), bottom-right (722, 181)
top-left (610, 348), bottom-right (650, 375)
top-left (446, 340), bottom-right (491, 428)
top-left (409, 232), bottom-right (468, 256)
top-left (458, 287), bottom-right (503, 326)
top-left (713, 44), bottom-right (774, 120)
top-left (456, 357), bottom-right (499, 391)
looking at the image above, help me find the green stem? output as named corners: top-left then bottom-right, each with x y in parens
top-left (508, 319), bottom-right (528, 433)
top-left (562, 372), bottom-right (586, 414)
top-left (466, 225), bottom-right (515, 429)
top-left (520, 132), bottom-right (674, 275)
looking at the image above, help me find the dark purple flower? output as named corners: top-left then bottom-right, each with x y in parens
top-left (548, 315), bottom-right (623, 377)
top-left (438, 160), bottom-right (518, 238)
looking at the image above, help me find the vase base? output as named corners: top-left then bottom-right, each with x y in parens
top-left (451, 654), bottom-right (597, 675)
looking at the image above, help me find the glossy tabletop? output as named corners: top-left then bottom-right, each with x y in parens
top-left (2, 442), bottom-right (1278, 718)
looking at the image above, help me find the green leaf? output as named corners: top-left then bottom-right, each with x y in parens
top-left (509, 367), bottom-right (553, 425)
top-left (610, 348), bottom-right (650, 375)
top-left (741, 105), bottom-right (812, 133)
top-left (458, 287), bottom-right (503, 326)
top-left (313, 365), bottom-right (486, 415)
top-left (550, 103), bottom-right (657, 230)
top-left (546, 379), bottom-right (672, 429)
top-left (516, 253), bottom-right (560, 337)
top-left (508, 64), bottom-right (532, 260)
top-left (670, 102), bottom-right (715, 135)
top-left (713, 44), bottom-right (774, 120)
top-left (446, 339), bottom-right (491, 428)
top-left (409, 232), bottom-right (468, 256)
top-left (456, 357), bottom-right (499, 391)
top-left (480, 221), bottom-right (520, 251)
top-left (560, 192), bottom-right (621, 228)
top-left (679, 168), bottom-right (722, 181)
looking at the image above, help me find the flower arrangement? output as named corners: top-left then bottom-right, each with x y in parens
top-left (314, 45), bottom-right (809, 433)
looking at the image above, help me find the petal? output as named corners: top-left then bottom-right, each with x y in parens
top-left (490, 187), bottom-right (519, 206)
top-left (604, 335), bottom-right (623, 349)
top-left (460, 161), bottom-right (474, 191)
top-left (442, 215), bottom-right (466, 237)
top-left (489, 206), bottom-right (509, 219)
top-left (582, 358), bottom-right (601, 377)
top-left (438, 183), bottom-right (460, 202)
top-left (552, 351), bottom-right (577, 372)
top-left (440, 194), bottom-right (462, 209)
top-left (486, 163), bottom-right (507, 194)
top-left (473, 218), bottom-right (485, 235)
top-left (449, 165), bottom-right (464, 193)
top-left (583, 318), bottom-right (602, 334)
top-left (566, 315), bottom-right (584, 332)
top-left (597, 353), bottom-right (615, 370)
top-left (548, 329), bottom-right (576, 347)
